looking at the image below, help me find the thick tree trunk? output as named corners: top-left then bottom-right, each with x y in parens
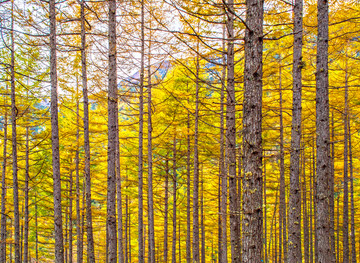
top-left (315, 0), bottom-right (331, 259)
top-left (1, 102), bottom-right (7, 262)
top-left (242, 0), bottom-right (264, 260)
top-left (288, 0), bottom-right (303, 260)
top-left (226, 1), bottom-right (240, 262)
top-left (80, 0), bottom-right (95, 261)
top-left (49, 0), bottom-right (64, 260)
top-left (107, 0), bottom-right (118, 260)
top-left (302, 147), bottom-right (309, 263)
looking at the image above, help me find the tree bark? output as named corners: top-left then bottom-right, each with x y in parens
top-left (1, 98), bottom-right (7, 263)
top-left (288, 0), bottom-right (303, 260)
top-left (348, 118), bottom-right (356, 263)
top-left (192, 48), bottom-right (200, 263)
top-left (138, 0), bottom-right (145, 262)
top-left (242, 0), bottom-right (264, 260)
top-left (220, 22), bottom-right (227, 263)
top-left (330, 112), bottom-right (335, 263)
top-left (80, 0), bottom-right (95, 261)
top-left (164, 157), bottom-right (169, 263)
top-left (107, 0), bottom-right (118, 260)
top-left (172, 137), bottom-right (177, 263)
top-left (24, 127), bottom-right (29, 263)
top-left (186, 95), bottom-right (192, 263)
top-left (315, 0), bottom-right (331, 258)
top-left (75, 89), bottom-right (83, 263)
top-left (10, 1), bottom-right (20, 261)
top-left (147, 39), bottom-right (155, 263)
top-left (49, 0), bottom-right (64, 260)
top-left (343, 63), bottom-right (349, 263)
top-left (225, 1), bottom-right (240, 262)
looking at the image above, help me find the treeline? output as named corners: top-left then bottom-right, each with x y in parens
top-left (0, 0), bottom-right (359, 262)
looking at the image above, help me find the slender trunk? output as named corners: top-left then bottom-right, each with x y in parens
top-left (187, 95), bottom-right (192, 263)
top-left (226, 1), bottom-right (240, 262)
top-left (200, 172), bottom-right (205, 263)
top-left (147, 38), bottom-right (155, 263)
top-left (125, 171), bottom-right (129, 263)
top-left (116, 125), bottom-right (124, 263)
top-left (65, 185), bottom-right (69, 263)
top-left (288, 0), bottom-right (303, 260)
top-left (36, 194), bottom-right (38, 263)
top-left (337, 196), bottom-right (339, 263)
top-left (242, 0), bottom-right (264, 260)
top-left (279, 68), bottom-right (287, 263)
top-left (348, 118), bottom-right (356, 263)
top-left (172, 137), bottom-right (177, 263)
top-left (1, 100), bottom-right (7, 262)
top-left (330, 112), bottom-right (335, 263)
top-left (69, 170), bottom-right (73, 263)
top-left (316, 0), bottom-right (331, 258)
top-left (309, 148), bottom-right (314, 263)
top-left (164, 157), bottom-right (169, 263)
top-left (192, 47), bottom-right (200, 263)
top-left (80, 1), bottom-right (95, 261)
top-left (220, 22), bottom-right (227, 263)
top-left (138, 0), bottom-right (145, 262)
top-left (10, 1), bottom-right (21, 261)
top-left (343, 68), bottom-right (349, 263)
top-left (264, 156), bottom-right (267, 263)
top-left (75, 89), bottom-right (83, 263)
top-left (303, 146), bottom-right (309, 263)
top-left (24, 127), bottom-right (29, 263)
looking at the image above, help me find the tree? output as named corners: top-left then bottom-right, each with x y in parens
top-left (242, 0), bottom-right (264, 261)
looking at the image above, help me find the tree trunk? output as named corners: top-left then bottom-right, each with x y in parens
top-left (116, 123), bottom-right (124, 263)
top-left (315, 0), bottom-right (331, 259)
top-left (138, 0), bottom-right (145, 262)
top-left (1, 99), bottom-right (7, 262)
top-left (80, 0), bottom-right (95, 261)
top-left (147, 39), bottom-right (155, 263)
top-left (75, 89), bottom-right (83, 263)
top-left (192, 48), bottom-right (200, 263)
top-left (164, 157), bottom-right (169, 263)
top-left (69, 170), bottom-right (73, 263)
top-left (330, 113), bottom-right (335, 263)
top-left (186, 95), bottom-right (192, 263)
top-left (242, 0), bottom-right (264, 260)
top-left (226, 1), bottom-right (240, 262)
top-left (200, 172), bottom-right (205, 263)
top-left (302, 147), bottom-right (309, 263)
top-left (288, 0), bottom-right (303, 260)
top-left (107, 0), bottom-right (118, 260)
top-left (172, 137), bottom-right (177, 263)
top-left (279, 67), bottom-right (287, 263)
top-left (10, 1), bottom-right (21, 261)
top-left (24, 127), bottom-right (29, 263)
top-left (343, 65), bottom-right (349, 263)
top-left (220, 22), bottom-right (227, 263)
top-left (348, 118), bottom-right (356, 263)
top-left (264, 156), bottom-right (267, 263)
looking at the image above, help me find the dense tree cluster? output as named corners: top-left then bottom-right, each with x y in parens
top-left (0, 0), bottom-right (360, 262)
